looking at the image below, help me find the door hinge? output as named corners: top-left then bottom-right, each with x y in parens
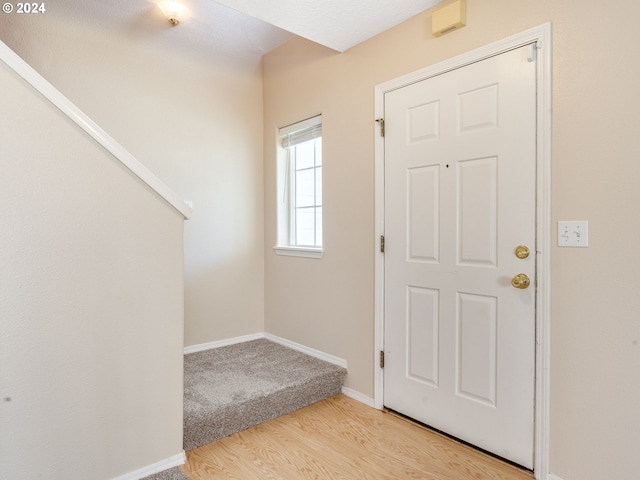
top-left (379, 350), bottom-right (385, 369)
top-left (527, 42), bottom-right (537, 62)
top-left (376, 118), bottom-right (385, 137)
top-left (380, 235), bottom-right (385, 253)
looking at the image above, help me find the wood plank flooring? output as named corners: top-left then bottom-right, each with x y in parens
top-left (182, 394), bottom-right (533, 480)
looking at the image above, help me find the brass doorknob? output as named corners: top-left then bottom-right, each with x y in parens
top-left (515, 245), bottom-right (530, 259)
top-left (511, 273), bottom-right (530, 289)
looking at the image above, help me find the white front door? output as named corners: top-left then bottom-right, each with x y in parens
top-left (383, 45), bottom-right (537, 468)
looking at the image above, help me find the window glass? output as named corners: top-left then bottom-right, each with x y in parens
top-left (291, 137), bottom-right (322, 247)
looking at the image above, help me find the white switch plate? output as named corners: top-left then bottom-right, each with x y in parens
top-left (558, 221), bottom-right (588, 247)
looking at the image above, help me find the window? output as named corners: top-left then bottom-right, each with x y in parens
top-left (274, 115), bottom-right (323, 258)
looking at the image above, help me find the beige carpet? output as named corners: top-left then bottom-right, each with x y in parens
top-left (142, 466), bottom-right (189, 480)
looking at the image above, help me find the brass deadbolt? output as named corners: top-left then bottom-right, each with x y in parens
top-left (515, 245), bottom-right (530, 259)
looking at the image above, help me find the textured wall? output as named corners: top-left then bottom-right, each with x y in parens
top-left (0, 9), bottom-right (265, 347)
top-left (263, 1), bottom-right (640, 479)
top-left (0, 60), bottom-right (185, 478)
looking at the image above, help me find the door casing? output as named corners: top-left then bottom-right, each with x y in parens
top-left (373, 23), bottom-right (552, 480)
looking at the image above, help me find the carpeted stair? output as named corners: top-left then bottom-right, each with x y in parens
top-left (142, 466), bottom-right (189, 480)
top-left (183, 338), bottom-right (347, 451)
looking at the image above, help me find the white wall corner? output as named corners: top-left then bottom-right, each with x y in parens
top-left (111, 452), bottom-right (186, 480)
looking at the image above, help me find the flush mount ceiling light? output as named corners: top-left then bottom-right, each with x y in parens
top-left (158, 1), bottom-right (189, 26)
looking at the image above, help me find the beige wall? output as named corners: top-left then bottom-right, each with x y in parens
top-left (263, 1), bottom-right (640, 479)
top-left (0, 11), bottom-right (265, 347)
top-left (3, 1), bottom-right (639, 478)
top-left (0, 59), bottom-right (185, 478)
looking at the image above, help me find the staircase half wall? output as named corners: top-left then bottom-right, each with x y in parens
top-left (0, 42), bottom-right (190, 479)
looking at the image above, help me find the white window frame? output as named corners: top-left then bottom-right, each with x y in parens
top-left (274, 115), bottom-right (323, 259)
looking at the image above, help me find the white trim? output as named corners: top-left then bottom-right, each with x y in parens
top-left (264, 333), bottom-right (347, 369)
top-left (280, 114), bottom-right (322, 147)
top-left (273, 246), bottom-right (324, 259)
top-left (183, 332), bottom-right (264, 355)
top-left (0, 40), bottom-right (192, 220)
top-left (374, 79), bottom-right (386, 411)
top-left (184, 332), bottom-right (347, 370)
top-left (373, 23), bottom-right (552, 480)
top-left (373, 82), bottom-right (389, 410)
top-left (111, 452), bottom-right (186, 480)
top-left (341, 387), bottom-right (375, 408)
top-left (532, 23), bottom-right (553, 480)
top-left (280, 114), bottom-right (322, 137)
top-left (547, 475), bottom-right (565, 480)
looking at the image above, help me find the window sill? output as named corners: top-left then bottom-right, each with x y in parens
top-left (273, 246), bottom-right (324, 259)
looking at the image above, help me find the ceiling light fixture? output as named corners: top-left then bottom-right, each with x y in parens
top-left (158, 1), bottom-right (189, 26)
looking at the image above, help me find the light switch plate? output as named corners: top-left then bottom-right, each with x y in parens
top-left (558, 221), bottom-right (588, 247)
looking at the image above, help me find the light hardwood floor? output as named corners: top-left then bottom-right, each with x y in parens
top-left (182, 394), bottom-right (534, 480)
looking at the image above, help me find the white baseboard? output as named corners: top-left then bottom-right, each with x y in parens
top-left (263, 333), bottom-right (348, 369)
top-left (342, 386), bottom-right (375, 408)
top-left (183, 332), bottom-right (263, 355)
top-left (185, 332), bottom-right (348, 369)
top-left (546, 475), bottom-right (565, 480)
top-left (112, 451), bottom-right (186, 480)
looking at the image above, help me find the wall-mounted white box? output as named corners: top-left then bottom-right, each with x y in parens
top-left (432, 0), bottom-right (467, 36)
top-left (558, 221), bottom-right (589, 247)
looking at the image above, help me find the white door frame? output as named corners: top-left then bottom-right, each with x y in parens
top-left (373, 23), bottom-right (552, 479)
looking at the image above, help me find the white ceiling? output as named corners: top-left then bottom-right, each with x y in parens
top-left (212, 0), bottom-right (444, 52)
top-left (48, 0), bottom-right (443, 66)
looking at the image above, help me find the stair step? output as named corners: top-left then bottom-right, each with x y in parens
top-left (141, 466), bottom-right (189, 480)
top-left (183, 338), bottom-right (346, 451)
